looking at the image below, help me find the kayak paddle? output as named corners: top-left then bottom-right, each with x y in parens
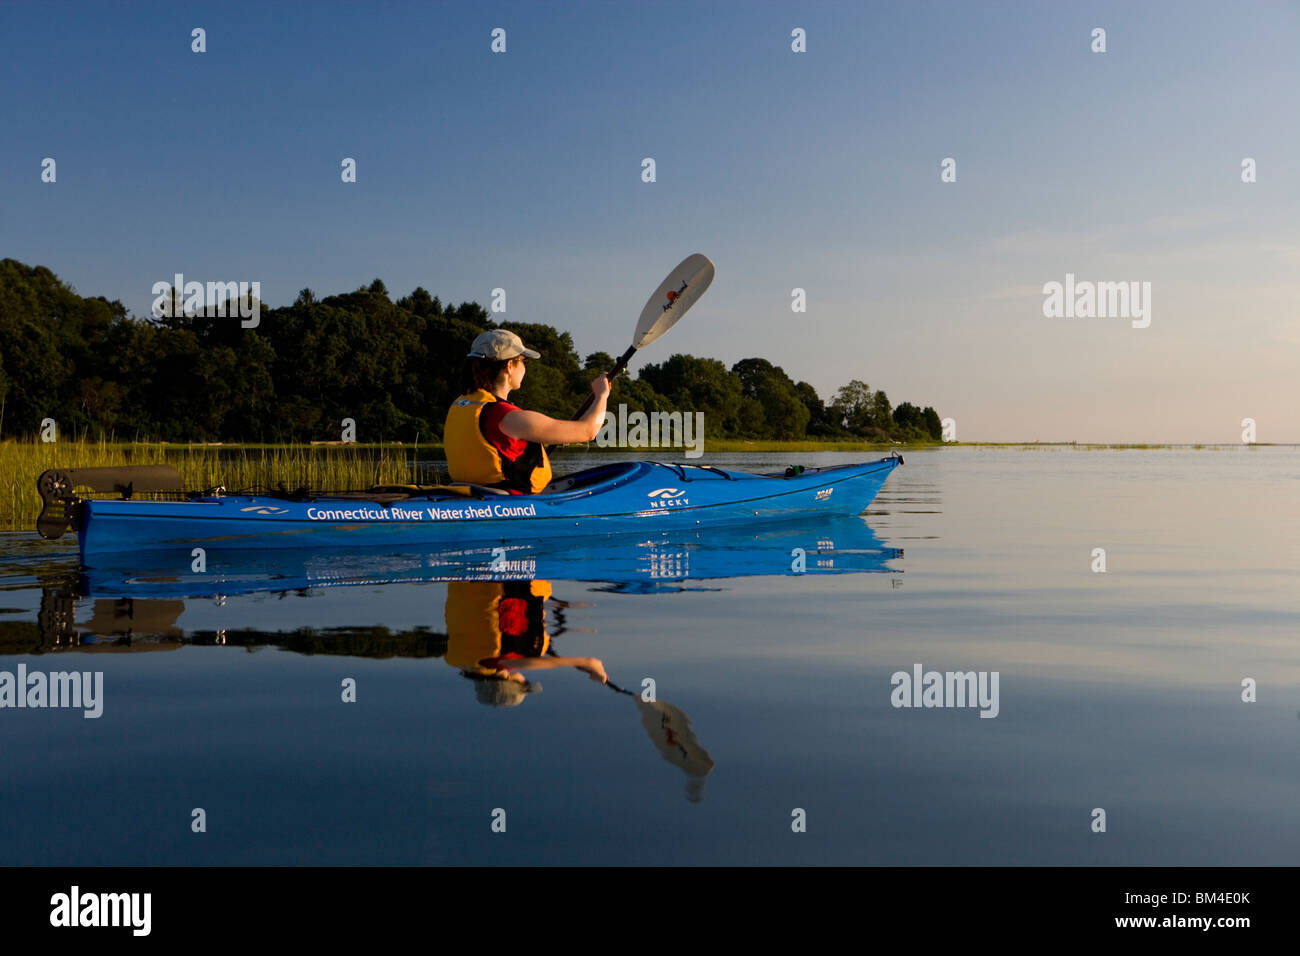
top-left (571, 252), bottom-right (715, 420)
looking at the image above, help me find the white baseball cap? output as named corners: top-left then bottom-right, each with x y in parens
top-left (467, 329), bottom-right (540, 360)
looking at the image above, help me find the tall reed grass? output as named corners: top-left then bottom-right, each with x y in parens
top-left (0, 438), bottom-right (438, 531)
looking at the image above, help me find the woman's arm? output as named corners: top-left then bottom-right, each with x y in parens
top-left (499, 374), bottom-right (612, 445)
top-left (491, 655), bottom-right (609, 683)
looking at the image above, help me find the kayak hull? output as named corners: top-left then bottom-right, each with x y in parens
top-left (77, 458), bottom-right (901, 558)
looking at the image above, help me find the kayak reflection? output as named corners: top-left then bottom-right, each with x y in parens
top-left (75, 514), bottom-right (902, 599)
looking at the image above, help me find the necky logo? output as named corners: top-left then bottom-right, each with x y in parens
top-left (647, 488), bottom-right (686, 499)
top-left (239, 505), bottom-right (289, 515)
top-left (646, 487), bottom-right (688, 509)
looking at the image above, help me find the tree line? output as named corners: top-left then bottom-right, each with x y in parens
top-left (0, 259), bottom-right (942, 443)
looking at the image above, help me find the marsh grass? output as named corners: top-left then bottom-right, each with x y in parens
top-left (1, 438), bottom-right (432, 531)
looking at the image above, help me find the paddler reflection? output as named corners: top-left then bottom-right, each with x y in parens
top-left (444, 579), bottom-right (715, 801)
top-left (34, 574), bottom-right (717, 802)
top-left (445, 580), bottom-right (607, 706)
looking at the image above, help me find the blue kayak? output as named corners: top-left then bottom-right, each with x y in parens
top-left (76, 512), bottom-right (902, 598)
top-left (45, 456), bottom-right (902, 558)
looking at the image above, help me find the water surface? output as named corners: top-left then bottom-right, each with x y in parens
top-left (1, 447), bottom-right (1296, 864)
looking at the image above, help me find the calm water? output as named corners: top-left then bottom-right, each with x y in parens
top-left (1, 447), bottom-right (1296, 865)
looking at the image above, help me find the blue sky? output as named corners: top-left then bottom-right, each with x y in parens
top-left (2, 0), bottom-right (1297, 441)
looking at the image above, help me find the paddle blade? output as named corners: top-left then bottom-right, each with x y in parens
top-left (632, 253), bottom-right (714, 350)
top-left (635, 698), bottom-right (715, 790)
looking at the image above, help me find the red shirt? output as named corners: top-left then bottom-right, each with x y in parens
top-left (480, 401), bottom-right (529, 494)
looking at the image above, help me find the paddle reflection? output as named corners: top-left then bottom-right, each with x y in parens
top-left (445, 579), bottom-right (713, 798)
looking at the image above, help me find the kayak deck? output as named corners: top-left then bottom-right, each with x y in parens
top-left (59, 457), bottom-right (902, 557)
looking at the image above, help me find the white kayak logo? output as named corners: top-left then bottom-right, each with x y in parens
top-left (239, 505), bottom-right (290, 515)
top-left (646, 487), bottom-right (689, 509)
top-left (647, 488), bottom-right (686, 499)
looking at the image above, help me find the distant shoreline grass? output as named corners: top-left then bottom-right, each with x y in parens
top-left (946, 442), bottom-right (1285, 449)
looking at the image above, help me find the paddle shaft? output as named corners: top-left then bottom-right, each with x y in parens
top-left (605, 679), bottom-right (635, 697)
top-left (572, 344), bottom-right (636, 421)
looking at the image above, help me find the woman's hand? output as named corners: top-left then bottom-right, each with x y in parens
top-left (578, 658), bottom-right (609, 684)
top-left (590, 372), bottom-right (612, 402)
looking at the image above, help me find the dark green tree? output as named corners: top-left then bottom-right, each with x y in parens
top-left (639, 354), bottom-right (743, 434)
top-left (922, 406), bottom-right (943, 440)
top-left (731, 358), bottom-right (810, 439)
top-left (0, 260), bottom-right (941, 445)
top-left (830, 380), bottom-right (873, 435)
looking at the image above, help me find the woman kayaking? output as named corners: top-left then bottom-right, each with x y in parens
top-left (444, 329), bottom-right (611, 494)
